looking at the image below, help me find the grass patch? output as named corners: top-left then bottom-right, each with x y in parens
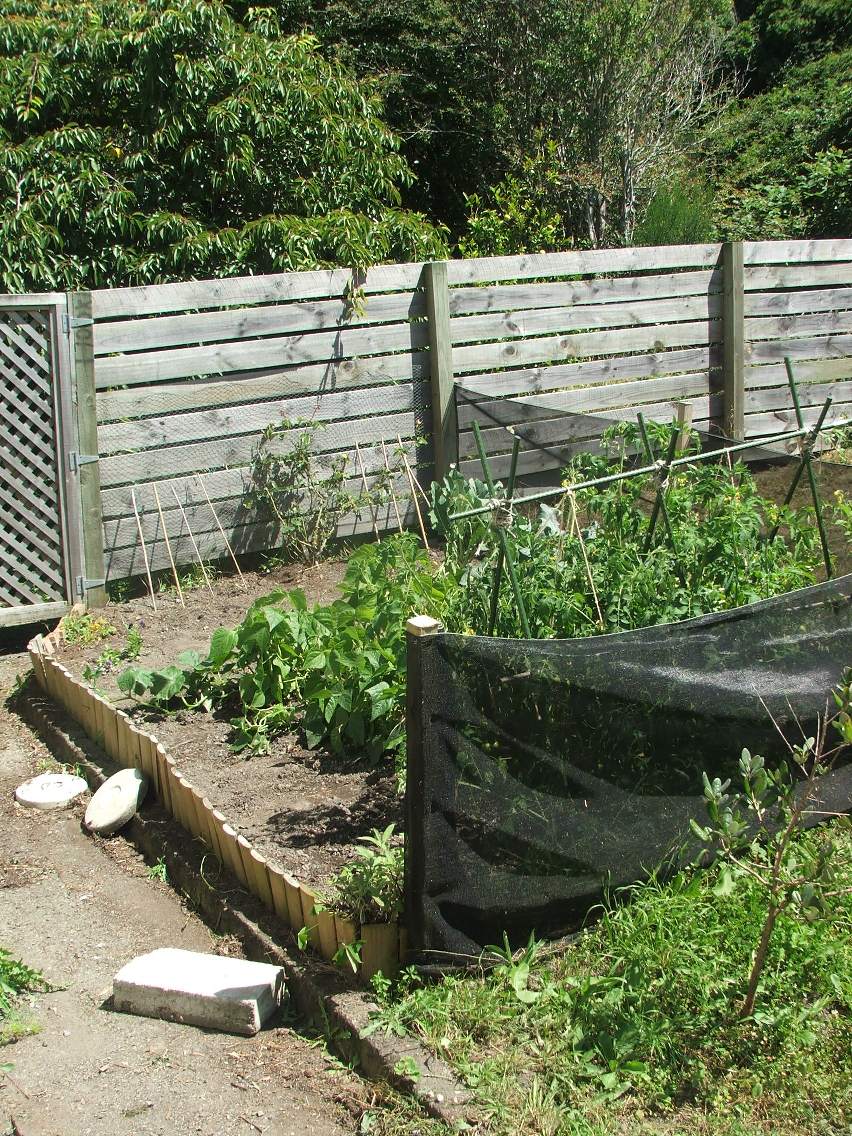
top-left (369, 824), bottom-right (852, 1135)
top-left (0, 948), bottom-right (48, 1047)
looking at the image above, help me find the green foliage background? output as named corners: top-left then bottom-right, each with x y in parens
top-left (0, 0), bottom-right (446, 291)
top-left (0, 0), bottom-right (848, 292)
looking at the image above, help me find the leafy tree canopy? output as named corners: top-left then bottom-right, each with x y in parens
top-left (728, 0), bottom-right (852, 91)
top-left (708, 47), bottom-right (852, 239)
top-left (0, 0), bottom-right (446, 291)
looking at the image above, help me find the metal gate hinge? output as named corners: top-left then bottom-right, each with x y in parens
top-left (76, 576), bottom-right (106, 597)
top-left (61, 314), bottom-right (94, 334)
top-left (69, 451), bottom-right (99, 473)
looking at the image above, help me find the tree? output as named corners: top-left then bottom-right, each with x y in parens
top-left (707, 49), bottom-right (852, 240)
top-left (458, 0), bottom-right (732, 251)
top-left (0, 0), bottom-right (446, 292)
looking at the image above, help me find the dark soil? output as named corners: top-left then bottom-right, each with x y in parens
top-left (58, 559), bottom-right (401, 894)
top-left (55, 456), bottom-right (852, 894)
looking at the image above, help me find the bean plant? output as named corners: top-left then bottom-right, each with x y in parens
top-left (439, 422), bottom-right (825, 638)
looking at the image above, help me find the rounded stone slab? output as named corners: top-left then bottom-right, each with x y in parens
top-left (113, 948), bottom-right (286, 1035)
top-left (84, 767), bottom-right (148, 835)
top-left (15, 772), bottom-right (88, 810)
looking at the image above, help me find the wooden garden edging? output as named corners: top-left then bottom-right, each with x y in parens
top-left (27, 619), bottom-right (405, 982)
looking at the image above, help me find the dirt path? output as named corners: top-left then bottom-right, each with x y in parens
top-left (0, 648), bottom-right (364, 1136)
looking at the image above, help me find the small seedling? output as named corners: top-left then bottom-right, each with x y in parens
top-left (146, 857), bottom-right (168, 884)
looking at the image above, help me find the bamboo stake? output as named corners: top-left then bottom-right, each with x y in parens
top-left (397, 435), bottom-right (429, 550)
top-left (170, 485), bottom-right (214, 595)
top-left (355, 441), bottom-right (380, 539)
top-left (152, 484), bottom-right (184, 606)
top-left (130, 489), bottom-right (158, 612)
top-left (195, 474), bottom-right (247, 588)
top-left (381, 440), bottom-right (404, 532)
top-left (566, 490), bottom-right (604, 631)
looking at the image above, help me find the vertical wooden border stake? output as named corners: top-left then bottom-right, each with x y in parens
top-left (721, 241), bottom-right (745, 441)
top-left (67, 291), bottom-right (106, 607)
top-left (424, 261), bottom-right (457, 482)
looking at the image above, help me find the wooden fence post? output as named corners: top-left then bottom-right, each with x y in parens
top-left (404, 614), bottom-right (443, 954)
top-left (721, 241), bottom-right (745, 440)
top-left (67, 291), bottom-right (107, 608)
top-left (424, 261), bottom-right (457, 482)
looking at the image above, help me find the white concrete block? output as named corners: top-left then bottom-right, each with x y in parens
top-left (113, 948), bottom-right (286, 1036)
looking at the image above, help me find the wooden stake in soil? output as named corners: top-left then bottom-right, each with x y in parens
top-left (170, 485), bottom-right (214, 595)
top-left (566, 490), bottom-right (605, 631)
top-left (152, 484), bottom-right (184, 606)
top-left (195, 474), bottom-right (247, 589)
top-left (380, 441), bottom-right (404, 532)
top-left (131, 488), bottom-right (158, 612)
top-left (355, 441), bottom-right (380, 539)
top-left (397, 434), bottom-right (429, 550)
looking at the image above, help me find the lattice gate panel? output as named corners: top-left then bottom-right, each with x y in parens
top-left (0, 309), bottom-right (68, 608)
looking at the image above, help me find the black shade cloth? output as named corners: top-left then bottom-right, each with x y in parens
top-left (405, 575), bottom-right (852, 962)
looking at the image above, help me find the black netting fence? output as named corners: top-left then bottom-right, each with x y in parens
top-left (404, 576), bottom-right (852, 963)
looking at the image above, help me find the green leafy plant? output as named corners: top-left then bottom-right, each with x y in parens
top-left (691, 670), bottom-right (852, 1018)
top-left (247, 421), bottom-right (363, 566)
top-left (82, 626), bottom-right (143, 690)
top-left (146, 857), bottom-right (168, 884)
top-left (61, 610), bottom-right (116, 647)
top-left (0, 949), bottom-right (47, 1021)
top-left (325, 825), bottom-right (404, 925)
top-left (436, 420), bottom-right (825, 639)
top-left (118, 534), bottom-right (447, 761)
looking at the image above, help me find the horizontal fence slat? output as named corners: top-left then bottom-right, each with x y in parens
top-left (94, 320), bottom-right (428, 388)
top-left (460, 394), bottom-right (718, 459)
top-left (90, 263), bottom-right (426, 319)
top-left (745, 358), bottom-right (852, 388)
top-left (449, 293), bottom-right (720, 347)
top-left (745, 310), bottom-right (852, 342)
top-left (743, 239), bottom-right (852, 266)
top-left (452, 320), bottom-right (720, 375)
top-left (743, 262), bottom-right (852, 291)
top-left (744, 286), bottom-right (852, 317)
top-left (456, 346), bottom-right (716, 403)
top-left (445, 244), bottom-right (722, 286)
top-left (96, 352), bottom-right (428, 423)
top-left (746, 334), bottom-right (852, 365)
top-left (744, 380), bottom-right (848, 414)
top-left (98, 382), bottom-right (420, 455)
top-left (448, 268), bottom-right (721, 316)
top-left (745, 403), bottom-right (852, 439)
top-left (97, 409), bottom-right (425, 488)
top-left (94, 291), bottom-right (426, 355)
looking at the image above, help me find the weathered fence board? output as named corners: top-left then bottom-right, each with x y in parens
top-left (448, 268), bottom-right (722, 317)
top-left (90, 262), bottom-right (426, 319)
top-left (450, 294), bottom-right (721, 346)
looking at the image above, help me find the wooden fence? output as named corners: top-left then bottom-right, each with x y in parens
top-left (447, 240), bottom-right (852, 481)
top-left (3, 238), bottom-right (851, 611)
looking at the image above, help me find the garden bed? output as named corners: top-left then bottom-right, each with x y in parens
top-left (55, 454), bottom-right (852, 898)
top-left (57, 559), bottom-right (401, 893)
